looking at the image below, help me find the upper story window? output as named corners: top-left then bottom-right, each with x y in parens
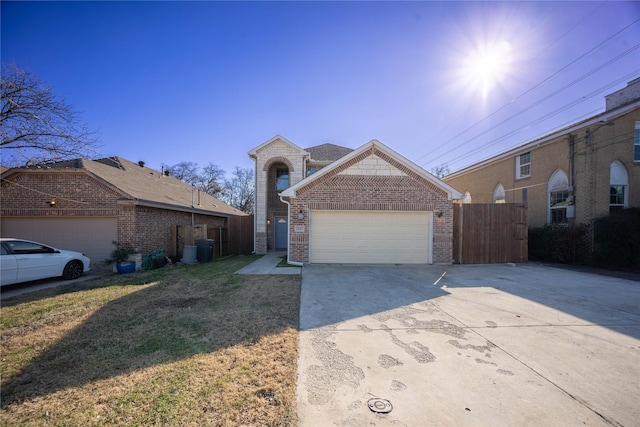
top-left (276, 168), bottom-right (289, 191)
top-left (516, 152), bottom-right (531, 179)
top-left (634, 121), bottom-right (640, 162)
top-left (307, 167), bottom-right (317, 177)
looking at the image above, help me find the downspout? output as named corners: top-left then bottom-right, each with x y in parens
top-left (279, 196), bottom-right (304, 266)
top-left (567, 134), bottom-right (576, 225)
top-left (252, 157), bottom-right (257, 254)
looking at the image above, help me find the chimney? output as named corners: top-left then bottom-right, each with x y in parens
top-left (605, 78), bottom-right (640, 111)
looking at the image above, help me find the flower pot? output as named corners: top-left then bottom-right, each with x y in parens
top-left (116, 262), bottom-right (136, 274)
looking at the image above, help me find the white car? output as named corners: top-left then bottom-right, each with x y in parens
top-left (0, 238), bottom-right (91, 286)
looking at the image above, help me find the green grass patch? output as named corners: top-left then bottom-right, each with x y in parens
top-left (1, 255), bottom-right (300, 426)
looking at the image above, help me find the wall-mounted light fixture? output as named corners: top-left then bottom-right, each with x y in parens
top-left (298, 210), bottom-right (304, 220)
top-left (47, 199), bottom-right (57, 207)
top-left (436, 211), bottom-right (443, 218)
top-left (267, 218), bottom-right (271, 225)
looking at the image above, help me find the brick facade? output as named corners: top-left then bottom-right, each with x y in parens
top-left (444, 106), bottom-right (639, 228)
top-left (250, 136), bottom-right (307, 253)
top-left (250, 137), bottom-right (461, 264)
top-left (1, 170), bottom-right (229, 259)
top-left (286, 147), bottom-right (454, 263)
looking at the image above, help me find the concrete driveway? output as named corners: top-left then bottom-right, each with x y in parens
top-left (297, 263), bottom-right (640, 427)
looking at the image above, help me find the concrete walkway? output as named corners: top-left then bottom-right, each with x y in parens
top-left (297, 263), bottom-right (640, 426)
top-left (234, 251), bottom-right (301, 275)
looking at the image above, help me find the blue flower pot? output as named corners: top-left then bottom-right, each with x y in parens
top-left (116, 262), bottom-right (136, 274)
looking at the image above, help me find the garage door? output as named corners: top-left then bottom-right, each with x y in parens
top-left (1, 217), bottom-right (117, 266)
top-left (310, 210), bottom-right (432, 264)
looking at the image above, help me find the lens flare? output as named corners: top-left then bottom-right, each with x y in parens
top-left (463, 40), bottom-right (511, 99)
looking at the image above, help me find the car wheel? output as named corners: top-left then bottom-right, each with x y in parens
top-left (63, 260), bottom-right (83, 280)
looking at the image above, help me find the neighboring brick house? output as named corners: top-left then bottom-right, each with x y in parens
top-left (249, 136), bottom-right (463, 264)
top-left (0, 157), bottom-right (245, 266)
top-left (444, 79), bottom-right (640, 229)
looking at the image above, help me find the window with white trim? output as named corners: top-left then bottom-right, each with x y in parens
top-left (548, 169), bottom-right (569, 225)
top-left (493, 183), bottom-right (505, 204)
top-left (463, 191), bottom-right (472, 204)
top-left (276, 168), bottom-right (289, 191)
top-left (634, 121), bottom-right (640, 162)
top-left (610, 160), bottom-right (628, 213)
top-left (516, 152), bottom-right (531, 179)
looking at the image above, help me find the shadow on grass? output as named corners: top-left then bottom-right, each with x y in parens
top-left (1, 256), bottom-right (300, 407)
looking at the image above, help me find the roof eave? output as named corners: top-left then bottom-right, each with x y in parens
top-left (446, 100), bottom-right (640, 180)
top-left (281, 139), bottom-right (464, 200)
top-left (117, 199), bottom-right (241, 217)
top-left (248, 134), bottom-right (310, 158)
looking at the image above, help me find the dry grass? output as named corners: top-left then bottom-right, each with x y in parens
top-left (0, 256), bottom-right (300, 426)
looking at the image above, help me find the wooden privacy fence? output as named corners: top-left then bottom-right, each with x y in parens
top-left (169, 215), bottom-right (254, 259)
top-left (453, 203), bottom-right (528, 264)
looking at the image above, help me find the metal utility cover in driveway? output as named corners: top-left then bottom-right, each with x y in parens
top-left (296, 263), bottom-right (640, 427)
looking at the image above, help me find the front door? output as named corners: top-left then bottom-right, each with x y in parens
top-left (274, 216), bottom-right (288, 249)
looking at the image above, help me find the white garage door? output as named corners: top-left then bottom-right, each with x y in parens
top-left (310, 210), bottom-right (432, 264)
top-left (1, 217), bottom-right (117, 266)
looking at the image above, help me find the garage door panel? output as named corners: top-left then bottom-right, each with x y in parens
top-left (310, 210), bottom-right (431, 264)
top-left (1, 218), bottom-right (117, 266)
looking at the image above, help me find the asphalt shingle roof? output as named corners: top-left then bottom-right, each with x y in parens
top-left (304, 143), bottom-right (353, 162)
top-left (33, 157), bottom-right (245, 216)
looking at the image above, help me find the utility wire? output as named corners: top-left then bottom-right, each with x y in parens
top-left (415, 16), bottom-right (640, 166)
top-left (424, 61), bottom-right (640, 170)
top-left (422, 1), bottom-right (610, 158)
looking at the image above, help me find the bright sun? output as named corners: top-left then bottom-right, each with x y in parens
top-left (463, 41), bottom-right (512, 99)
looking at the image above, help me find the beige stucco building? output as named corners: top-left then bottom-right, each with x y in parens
top-left (444, 79), bottom-right (640, 229)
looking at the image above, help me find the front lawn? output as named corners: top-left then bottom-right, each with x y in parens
top-left (0, 256), bottom-right (300, 426)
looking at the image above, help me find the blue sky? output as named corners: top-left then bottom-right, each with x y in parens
top-left (2, 1), bottom-right (639, 176)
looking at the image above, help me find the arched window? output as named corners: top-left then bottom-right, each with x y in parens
top-left (463, 191), bottom-right (472, 204)
top-left (548, 169), bottom-right (569, 224)
top-left (276, 168), bottom-right (289, 191)
top-left (610, 160), bottom-right (629, 213)
top-left (493, 184), bottom-right (505, 204)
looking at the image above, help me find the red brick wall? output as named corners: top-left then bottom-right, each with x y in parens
top-left (124, 206), bottom-right (226, 255)
top-left (287, 148), bottom-right (454, 263)
top-left (1, 170), bottom-right (227, 257)
top-left (0, 171), bottom-right (119, 216)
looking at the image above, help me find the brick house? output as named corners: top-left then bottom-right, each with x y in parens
top-left (0, 157), bottom-right (245, 266)
top-left (443, 78), bottom-right (640, 229)
top-left (249, 136), bottom-right (463, 264)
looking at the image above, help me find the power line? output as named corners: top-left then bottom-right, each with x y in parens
top-left (421, 1), bottom-right (610, 158)
top-left (414, 16), bottom-right (640, 166)
top-left (424, 64), bottom-right (640, 170)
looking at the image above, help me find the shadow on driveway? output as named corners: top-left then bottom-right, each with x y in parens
top-left (301, 263), bottom-right (640, 339)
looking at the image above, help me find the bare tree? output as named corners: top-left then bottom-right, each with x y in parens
top-left (163, 161), bottom-right (200, 185)
top-left (163, 161), bottom-right (225, 197)
top-left (1, 64), bottom-right (99, 165)
top-left (430, 163), bottom-right (451, 179)
top-left (199, 162), bottom-right (225, 196)
top-left (220, 167), bottom-right (255, 214)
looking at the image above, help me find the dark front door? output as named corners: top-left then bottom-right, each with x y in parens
top-left (274, 216), bottom-right (288, 249)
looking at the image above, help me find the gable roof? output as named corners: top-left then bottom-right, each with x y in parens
top-left (2, 157), bottom-right (245, 217)
top-left (304, 143), bottom-right (353, 163)
top-left (248, 134), bottom-right (309, 158)
top-left (281, 139), bottom-right (464, 200)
